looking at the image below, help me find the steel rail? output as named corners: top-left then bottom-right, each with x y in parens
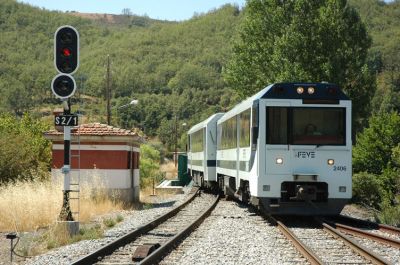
top-left (319, 220), bottom-right (393, 265)
top-left (327, 221), bottom-right (400, 249)
top-left (257, 204), bottom-right (323, 265)
top-left (337, 215), bottom-right (400, 236)
top-left (275, 220), bottom-right (324, 265)
top-left (139, 194), bottom-right (219, 265)
top-left (71, 186), bottom-right (200, 265)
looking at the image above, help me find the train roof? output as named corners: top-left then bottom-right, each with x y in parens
top-left (188, 113), bottom-right (225, 134)
top-left (218, 82), bottom-right (349, 124)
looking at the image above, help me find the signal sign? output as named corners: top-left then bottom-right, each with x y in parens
top-left (54, 25), bottom-right (79, 74)
top-left (51, 74), bottom-right (76, 99)
top-left (55, 114), bottom-right (79, 126)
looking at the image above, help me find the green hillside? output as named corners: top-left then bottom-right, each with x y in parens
top-left (348, 0), bottom-right (400, 114)
top-left (0, 0), bottom-right (400, 150)
top-left (0, 0), bottom-right (241, 149)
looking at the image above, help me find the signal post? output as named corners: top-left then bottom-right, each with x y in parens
top-left (52, 25), bottom-right (79, 235)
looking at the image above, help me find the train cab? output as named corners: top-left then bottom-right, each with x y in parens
top-left (255, 83), bottom-right (352, 214)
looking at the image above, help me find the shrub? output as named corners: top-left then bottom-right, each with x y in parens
top-left (377, 199), bottom-right (400, 227)
top-left (0, 114), bottom-right (51, 184)
top-left (353, 112), bottom-right (400, 175)
top-left (140, 144), bottom-right (162, 188)
top-left (352, 172), bottom-right (385, 209)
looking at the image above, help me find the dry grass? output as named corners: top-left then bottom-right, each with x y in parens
top-left (160, 162), bottom-right (177, 180)
top-left (0, 179), bottom-right (124, 232)
top-left (0, 163), bottom-right (179, 232)
top-left (139, 186), bottom-right (176, 204)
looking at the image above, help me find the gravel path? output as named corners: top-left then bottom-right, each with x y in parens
top-left (24, 187), bottom-right (192, 265)
top-left (160, 200), bottom-right (308, 265)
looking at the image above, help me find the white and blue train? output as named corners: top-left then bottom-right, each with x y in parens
top-left (187, 83), bottom-right (352, 215)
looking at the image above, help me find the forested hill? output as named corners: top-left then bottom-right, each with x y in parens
top-left (0, 0), bottom-right (399, 149)
top-left (348, 0), bottom-right (400, 114)
top-left (0, 0), bottom-right (241, 148)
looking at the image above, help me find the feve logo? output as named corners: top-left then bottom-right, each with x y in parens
top-left (295, 151), bottom-right (316, 159)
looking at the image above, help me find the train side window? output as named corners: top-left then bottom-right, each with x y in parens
top-left (267, 107), bottom-right (288, 144)
top-left (219, 116), bottom-right (237, 149)
top-left (239, 109), bottom-right (251, 147)
top-left (192, 129), bottom-right (204, 152)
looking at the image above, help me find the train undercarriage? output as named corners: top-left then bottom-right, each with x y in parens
top-left (190, 170), bottom-right (347, 215)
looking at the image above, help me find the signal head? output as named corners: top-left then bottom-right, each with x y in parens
top-left (51, 74), bottom-right (76, 99)
top-left (54, 25), bottom-right (79, 74)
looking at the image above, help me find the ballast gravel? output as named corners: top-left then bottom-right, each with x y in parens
top-left (22, 193), bottom-right (393, 265)
top-left (25, 187), bottom-right (191, 265)
top-left (344, 232), bottom-right (400, 265)
top-left (160, 200), bottom-right (308, 265)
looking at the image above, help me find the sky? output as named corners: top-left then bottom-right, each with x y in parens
top-left (17, 0), bottom-right (247, 21)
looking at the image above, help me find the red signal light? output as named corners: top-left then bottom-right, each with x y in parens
top-left (61, 48), bottom-right (72, 57)
top-left (328, 87), bottom-right (337, 95)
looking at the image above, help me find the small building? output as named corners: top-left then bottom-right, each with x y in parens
top-left (44, 123), bottom-right (143, 203)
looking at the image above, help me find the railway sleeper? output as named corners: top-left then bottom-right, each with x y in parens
top-left (132, 243), bottom-right (161, 262)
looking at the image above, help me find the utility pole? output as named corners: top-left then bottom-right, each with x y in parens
top-left (59, 100), bottom-right (74, 222)
top-left (174, 114), bottom-right (178, 168)
top-left (106, 54), bottom-right (111, 125)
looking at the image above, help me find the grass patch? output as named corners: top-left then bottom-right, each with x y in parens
top-left (103, 218), bottom-right (116, 228)
top-left (13, 223), bottom-right (104, 256)
top-left (116, 214), bottom-right (124, 223)
top-left (41, 223), bottom-right (104, 250)
top-left (142, 203), bottom-right (154, 210)
top-left (72, 225), bottom-right (104, 243)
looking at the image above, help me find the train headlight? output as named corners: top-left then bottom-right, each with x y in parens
top-left (276, 158), bottom-right (283, 164)
top-left (327, 159), bottom-right (334, 165)
top-left (296, 87), bottom-right (304, 94)
top-left (308, 87), bottom-right (315, 94)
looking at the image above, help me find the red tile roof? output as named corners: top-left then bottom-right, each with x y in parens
top-left (45, 123), bottom-right (140, 136)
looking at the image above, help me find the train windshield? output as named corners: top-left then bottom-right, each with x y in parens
top-left (267, 107), bottom-right (345, 145)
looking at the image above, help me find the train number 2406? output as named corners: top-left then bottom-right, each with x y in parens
top-left (333, 166), bottom-right (347, 171)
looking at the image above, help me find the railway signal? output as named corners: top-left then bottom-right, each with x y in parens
top-left (52, 26), bottom-right (80, 229)
top-left (51, 73), bottom-right (76, 99)
top-left (54, 25), bottom-right (79, 74)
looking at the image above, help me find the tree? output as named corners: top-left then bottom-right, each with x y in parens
top-left (0, 114), bottom-right (51, 184)
top-left (224, 0), bottom-right (375, 130)
top-left (121, 8), bottom-right (132, 16)
top-left (353, 112), bottom-right (400, 175)
top-left (139, 144), bottom-right (161, 188)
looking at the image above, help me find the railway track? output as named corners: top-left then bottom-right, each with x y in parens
top-left (262, 212), bottom-right (394, 264)
top-left (330, 215), bottom-right (400, 239)
top-left (160, 199), bottom-right (309, 264)
top-left (71, 187), bottom-right (219, 265)
top-left (323, 215), bottom-right (400, 263)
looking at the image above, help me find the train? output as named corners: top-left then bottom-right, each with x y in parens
top-left (187, 82), bottom-right (352, 215)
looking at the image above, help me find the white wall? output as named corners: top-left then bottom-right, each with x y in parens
top-left (51, 168), bottom-right (140, 189)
